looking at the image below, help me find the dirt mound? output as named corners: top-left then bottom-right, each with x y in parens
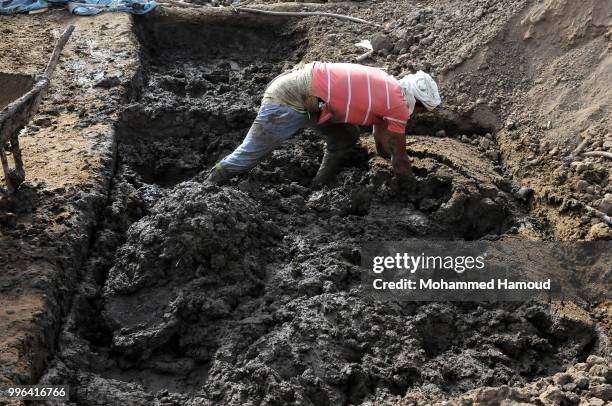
top-left (521, 0), bottom-right (610, 46)
top-left (102, 183), bottom-right (278, 360)
top-left (443, 354), bottom-right (612, 406)
top-left (436, 0), bottom-right (612, 240)
top-left (41, 172), bottom-right (598, 404)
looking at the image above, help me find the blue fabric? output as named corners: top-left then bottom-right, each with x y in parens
top-left (67, 0), bottom-right (156, 15)
top-left (219, 104), bottom-right (310, 175)
top-left (0, 0), bottom-right (156, 14)
top-left (0, 0), bottom-right (47, 13)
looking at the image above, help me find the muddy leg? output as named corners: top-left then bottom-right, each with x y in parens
top-left (312, 123), bottom-right (360, 188)
top-left (208, 104), bottom-right (309, 185)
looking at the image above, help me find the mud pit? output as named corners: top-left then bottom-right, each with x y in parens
top-left (38, 15), bottom-right (602, 406)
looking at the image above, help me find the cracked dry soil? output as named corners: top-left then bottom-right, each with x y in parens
top-left (37, 17), bottom-right (603, 406)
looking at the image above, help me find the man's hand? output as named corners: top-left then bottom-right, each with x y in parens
top-left (386, 129), bottom-right (414, 178)
top-left (373, 123), bottom-right (414, 178)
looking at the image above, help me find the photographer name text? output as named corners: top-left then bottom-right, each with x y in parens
top-left (372, 278), bottom-right (551, 291)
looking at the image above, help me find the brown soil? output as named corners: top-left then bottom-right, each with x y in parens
top-left (0, 10), bottom-right (138, 392)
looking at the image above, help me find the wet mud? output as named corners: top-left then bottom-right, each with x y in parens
top-left (38, 17), bottom-right (604, 405)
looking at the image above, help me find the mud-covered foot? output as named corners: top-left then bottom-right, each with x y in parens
top-left (312, 150), bottom-right (347, 189)
top-left (205, 166), bottom-right (230, 186)
top-left (375, 138), bottom-right (391, 159)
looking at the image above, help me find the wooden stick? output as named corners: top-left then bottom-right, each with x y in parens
top-left (157, 1), bottom-right (380, 28)
top-left (158, 0), bottom-right (204, 7)
top-left (355, 49), bottom-right (374, 62)
top-left (583, 150), bottom-right (612, 160)
top-left (572, 137), bottom-right (590, 157)
top-left (45, 25), bottom-right (75, 78)
top-left (0, 147), bottom-right (12, 193)
top-left (585, 205), bottom-right (612, 227)
top-left (234, 6), bottom-right (381, 27)
top-left (10, 133), bottom-right (24, 179)
top-left (0, 79), bottom-right (48, 142)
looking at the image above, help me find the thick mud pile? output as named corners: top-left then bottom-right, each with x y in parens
top-left (38, 17), bottom-right (604, 405)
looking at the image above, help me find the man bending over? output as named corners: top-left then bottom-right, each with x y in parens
top-left (207, 62), bottom-right (441, 187)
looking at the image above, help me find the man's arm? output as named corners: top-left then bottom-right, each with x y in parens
top-left (373, 123), bottom-right (391, 159)
top-left (373, 123), bottom-right (413, 177)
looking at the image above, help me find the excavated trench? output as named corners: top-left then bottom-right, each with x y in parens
top-left (38, 15), bottom-right (601, 405)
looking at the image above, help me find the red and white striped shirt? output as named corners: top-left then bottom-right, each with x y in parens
top-left (311, 62), bottom-right (410, 134)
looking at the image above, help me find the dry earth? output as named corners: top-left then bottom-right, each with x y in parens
top-left (0, 0), bottom-right (610, 405)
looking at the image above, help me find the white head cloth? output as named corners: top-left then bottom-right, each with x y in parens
top-left (399, 71), bottom-right (441, 114)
